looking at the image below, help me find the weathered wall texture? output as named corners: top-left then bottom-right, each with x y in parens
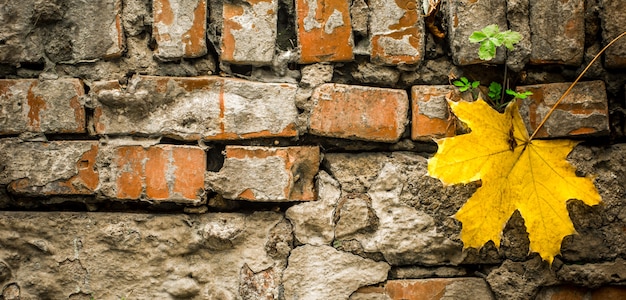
top-left (1, 0), bottom-right (626, 299)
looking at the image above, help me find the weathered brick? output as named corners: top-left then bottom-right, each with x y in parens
top-left (536, 285), bottom-right (626, 300)
top-left (0, 139), bottom-right (98, 196)
top-left (222, 0), bottom-right (277, 65)
top-left (0, 79), bottom-right (85, 135)
top-left (0, 0), bottom-right (124, 64)
top-left (516, 81), bottom-right (609, 138)
top-left (411, 85), bottom-right (459, 141)
top-left (351, 278), bottom-right (494, 300)
top-left (206, 146), bottom-right (320, 201)
top-left (296, 0), bottom-right (354, 63)
top-left (446, 0), bottom-right (507, 65)
top-left (101, 145), bottom-right (205, 202)
top-left (93, 76), bottom-right (298, 140)
top-left (153, 0), bottom-right (207, 60)
top-left (310, 84), bottom-right (409, 142)
top-left (529, 0), bottom-right (584, 65)
top-left (369, 0), bottom-right (424, 65)
top-left (600, 0), bottom-right (626, 68)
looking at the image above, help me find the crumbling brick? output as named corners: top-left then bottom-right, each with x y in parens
top-left (369, 0), bottom-right (424, 65)
top-left (529, 0), bottom-right (584, 65)
top-left (309, 83), bottom-right (409, 142)
top-left (153, 0), bottom-right (207, 60)
top-left (0, 79), bottom-right (85, 135)
top-left (600, 0), bottom-right (626, 68)
top-left (411, 85), bottom-right (459, 141)
top-left (352, 278), bottom-right (495, 299)
top-left (536, 285), bottom-right (626, 300)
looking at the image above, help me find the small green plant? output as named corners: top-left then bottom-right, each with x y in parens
top-left (469, 24), bottom-right (522, 60)
top-left (452, 77), bottom-right (479, 92)
top-left (505, 89), bottom-right (533, 99)
top-left (487, 82), bottom-right (502, 99)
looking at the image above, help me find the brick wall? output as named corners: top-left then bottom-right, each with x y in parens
top-left (1, 0), bottom-right (626, 299)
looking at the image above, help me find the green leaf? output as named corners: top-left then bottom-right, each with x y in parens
top-left (453, 80), bottom-right (466, 88)
top-left (471, 81), bottom-right (480, 89)
top-left (488, 82), bottom-right (502, 99)
top-left (469, 31), bottom-right (488, 43)
top-left (478, 40), bottom-right (496, 60)
top-left (506, 89), bottom-right (533, 99)
top-left (481, 24), bottom-right (500, 37)
top-left (499, 31), bottom-right (523, 50)
top-left (459, 86), bottom-right (469, 92)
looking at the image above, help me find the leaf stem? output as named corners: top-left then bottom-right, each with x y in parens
top-left (529, 31), bottom-right (626, 141)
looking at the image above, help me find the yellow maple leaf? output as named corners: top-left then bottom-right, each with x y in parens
top-left (428, 98), bottom-right (601, 263)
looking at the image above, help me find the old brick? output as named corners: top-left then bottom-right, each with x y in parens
top-left (206, 146), bottom-right (320, 201)
top-left (153, 0), bottom-right (207, 60)
top-left (0, 0), bottom-right (124, 64)
top-left (0, 79), bottom-right (85, 135)
top-left (369, 0), bottom-right (424, 66)
top-left (0, 139), bottom-right (99, 196)
top-left (351, 278), bottom-right (494, 300)
top-left (411, 85), bottom-right (461, 141)
top-left (101, 145), bottom-right (205, 202)
top-left (600, 0), bottom-right (626, 68)
top-left (296, 0), bottom-right (354, 63)
top-left (93, 76), bottom-right (298, 140)
top-left (310, 83), bottom-right (409, 142)
top-left (222, 0), bottom-right (277, 65)
top-left (516, 81), bottom-right (609, 138)
top-left (529, 0), bottom-right (584, 65)
top-left (536, 285), bottom-right (626, 300)
top-left (446, 0), bottom-right (507, 65)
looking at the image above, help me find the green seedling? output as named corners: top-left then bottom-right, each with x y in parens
top-left (488, 82), bottom-right (502, 99)
top-left (506, 89), bottom-right (533, 99)
top-left (469, 24), bottom-right (522, 60)
top-left (452, 77), bottom-right (480, 92)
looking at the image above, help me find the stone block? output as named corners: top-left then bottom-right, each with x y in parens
top-left (0, 79), bottom-right (85, 134)
top-left (369, 0), bottom-right (424, 66)
top-left (222, 0), bottom-right (277, 65)
top-left (0, 0), bottom-right (124, 64)
top-left (600, 0), bottom-right (626, 68)
top-left (98, 145), bottom-right (205, 203)
top-left (296, 0), bottom-right (354, 63)
top-left (529, 0), bottom-right (584, 65)
top-left (309, 83), bottom-right (409, 142)
top-left (0, 139), bottom-right (98, 196)
top-left (516, 81), bottom-right (609, 138)
top-left (411, 85), bottom-right (459, 141)
top-left (351, 278), bottom-right (495, 300)
top-left (446, 0), bottom-right (507, 65)
top-left (93, 76), bottom-right (298, 140)
top-left (153, 0), bottom-right (207, 60)
top-left (207, 146), bottom-right (320, 201)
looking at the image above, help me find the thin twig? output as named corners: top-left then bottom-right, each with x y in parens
top-left (529, 31), bottom-right (626, 141)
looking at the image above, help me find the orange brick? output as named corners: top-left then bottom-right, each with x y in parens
top-left (112, 145), bottom-right (205, 202)
top-left (369, 0), bottom-right (424, 65)
top-left (353, 278), bottom-right (494, 300)
top-left (0, 79), bottom-right (85, 135)
top-left (296, 0), bottom-right (353, 63)
top-left (411, 85), bottom-right (461, 141)
top-left (309, 84), bottom-right (409, 142)
top-left (591, 286), bottom-right (626, 299)
top-left (207, 146), bottom-right (320, 201)
top-left (516, 81), bottom-right (609, 138)
top-left (222, 0), bottom-right (277, 65)
top-left (153, 0), bottom-right (207, 59)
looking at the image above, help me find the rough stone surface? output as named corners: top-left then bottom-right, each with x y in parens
top-left (486, 258), bottom-right (559, 300)
top-left (599, 0), bottom-right (626, 68)
top-left (0, 0), bottom-right (124, 64)
top-left (0, 79), bottom-right (85, 134)
top-left (446, 0), bottom-right (507, 65)
top-left (516, 81), bottom-right (609, 138)
top-left (529, 0), bottom-right (585, 65)
top-left (207, 146), bottom-right (320, 201)
top-left (222, 0), bottom-right (277, 65)
top-left (351, 278), bottom-right (495, 300)
top-left (283, 245), bottom-right (390, 300)
top-left (411, 85), bottom-right (459, 141)
top-left (505, 0), bottom-right (531, 72)
top-left (93, 76), bottom-right (299, 140)
top-left (0, 211), bottom-right (287, 299)
top-left (309, 83), bottom-right (409, 142)
top-left (0, 139), bottom-right (98, 196)
top-left (153, 0), bottom-right (207, 60)
top-left (296, 0), bottom-right (354, 63)
top-left (369, 0), bottom-right (424, 66)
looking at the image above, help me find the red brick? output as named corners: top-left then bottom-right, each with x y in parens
top-left (0, 79), bottom-right (85, 135)
top-left (516, 81), bottom-right (609, 138)
top-left (296, 0), bottom-right (353, 63)
top-left (222, 0), bottom-right (277, 65)
top-left (153, 0), bottom-right (207, 60)
top-left (310, 83), bottom-right (409, 142)
top-left (110, 145), bottom-right (205, 202)
top-left (207, 146), bottom-right (320, 201)
top-left (411, 85), bottom-right (464, 141)
top-left (352, 278), bottom-right (494, 300)
top-left (0, 140), bottom-right (99, 196)
top-left (535, 285), bottom-right (626, 300)
top-left (92, 76), bottom-right (298, 140)
top-left (369, 0), bottom-right (424, 65)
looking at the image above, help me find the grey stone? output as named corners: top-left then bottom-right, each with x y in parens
top-left (0, 211), bottom-right (287, 299)
top-left (350, 62), bottom-right (401, 86)
top-left (350, 0), bottom-right (369, 37)
top-left (505, 0), bottom-right (531, 72)
top-left (529, 0), bottom-right (584, 65)
top-left (300, 63), bottom-right (334, 88)
top-left (390, 266), bottom-right (469, 279)
top-left (283, 245), bottom-right (390, 300)
top-left (600, 0), bottom-right (626, 68)
top-left (335, 193), bottom-right (378, 239)
top-left (555, 258), bottom-right (626, 288)
top-left (486, 258), bottom-right (559, 300)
